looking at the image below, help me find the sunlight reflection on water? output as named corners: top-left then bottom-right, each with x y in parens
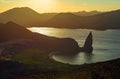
top-left (28, 27), bottom-right (120, 65)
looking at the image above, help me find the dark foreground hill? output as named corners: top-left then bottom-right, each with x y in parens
top-left (0, 56), bottom-right (120, 79)
top-left (0, 7), bottom-right (120, 30)
top-left (0, 22), bottom-right (81, 54)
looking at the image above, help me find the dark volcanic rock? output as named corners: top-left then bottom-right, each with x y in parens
top-left (52, 38), bottom-right (80, 54)
top-left (82, 32), bottom-right (93, 53)
top-left (0, 21), bottom-right (32, 42)
top-left (0, 60), bottom-right (26, 79)
top-left (0, 22), bottom-right (95, 54)
top-left (0, 22), bottom-right (81, 54)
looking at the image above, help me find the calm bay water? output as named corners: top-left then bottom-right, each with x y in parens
top-left (28, 27), bottom-right (120, 65)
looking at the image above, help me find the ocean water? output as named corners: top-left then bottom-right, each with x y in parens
top-left (28, 27), bottom-right (120, 65)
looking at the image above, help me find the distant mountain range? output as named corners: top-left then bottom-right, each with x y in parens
top-left (73, 10), bottom-right (102, 16)
top-left (0, 7), bottom-right (120, 30)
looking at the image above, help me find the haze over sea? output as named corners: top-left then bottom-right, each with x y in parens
top-left (28, 27), bottom-right (120, 65)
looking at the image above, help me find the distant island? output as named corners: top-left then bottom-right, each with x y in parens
top-left (0, 7), bottom-right (120, 30)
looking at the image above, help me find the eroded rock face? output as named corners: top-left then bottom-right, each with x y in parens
top-left (28, 33), bottom-right (81, 54)
top-left (51, 38), bottom-right (80, 54)
top-left (82, 32), bottom-right (93, 53)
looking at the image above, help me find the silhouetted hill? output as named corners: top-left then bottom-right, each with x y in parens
top-left (0, 7), bottom-right (58, 27)
top-left (0, 21), bottom-right (32, 42)
top-left (0, 22), bottom-right (81, 54)
top-left (0, 7), bottom-right (42, 26)
top-left (45, 9), bottom-right (120, 30)
top-left (45, 13), bottom-right (85, 28)
top-left (0, 7), bottom-right (120, 30)
top-left (73, 10), bottom-right (102, 16)
top-left (40, 13), bottom-right (57, 23)
top-left (85, 9), bottom-right (120, 30)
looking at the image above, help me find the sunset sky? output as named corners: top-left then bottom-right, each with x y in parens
top-left (0, 0), bottom-right (120, 13)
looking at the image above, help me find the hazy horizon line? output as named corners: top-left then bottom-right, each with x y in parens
top-left (0, 7), bottom-right (120, 14)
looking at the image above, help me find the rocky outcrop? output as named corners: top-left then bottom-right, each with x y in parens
top-left (0, 22), bottom-right (80, 54)
top-left (82, 32), bottom-right (93, 53)
top-left (0, 22), bottom-right (94, 55)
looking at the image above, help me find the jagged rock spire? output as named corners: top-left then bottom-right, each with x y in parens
top-left (83, 32), bottom-right (93, 53)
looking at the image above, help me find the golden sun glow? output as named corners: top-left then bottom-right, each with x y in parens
top-left (0, 0), bottom-right (120, 13)
top-left (29, 0), bottom-right (56, 10)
